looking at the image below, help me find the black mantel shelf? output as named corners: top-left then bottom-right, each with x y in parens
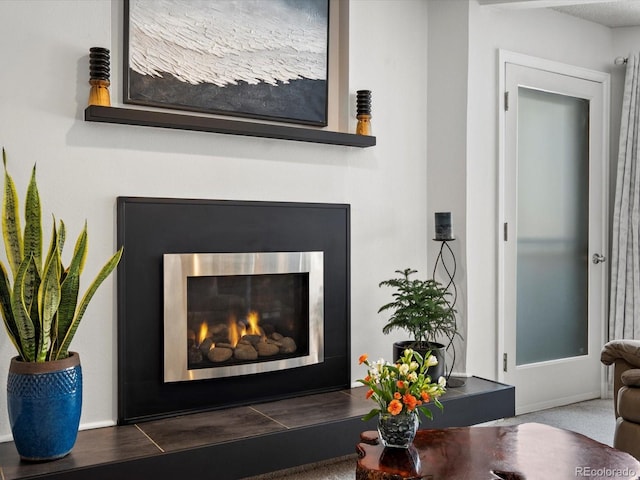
top-left (84, 105), bottom-right (376, 147)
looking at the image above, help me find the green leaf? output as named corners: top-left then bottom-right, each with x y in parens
top-left (42, 216), bottom-right (59, 275)
top-left (37, 224), bottom-right (61, 361)
top-left (418, 405), bottom-right (433, 420)
top-left (362, 408), bottom-right (381, 422)
top-left (23, 165), bottom-right (42, 276)
top-left (58, 220), bottom-right (68, 286)
top-left (2, 150), bottom-right (23, 279)
top-left (55, 246), bottom-right (122, 359)
top-left (0, 261), bottom-right (24, 358)
top-left (55, 224), bottom-right (86, 349)
top-left (58, 219), bottom-right (66, 256)
top-left (11, 255), bottom-right (37, 361)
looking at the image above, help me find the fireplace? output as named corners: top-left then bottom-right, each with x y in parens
top-left (163, 251), bottom-right (324, 382)
top-left (117, 198), bottom-right (350, 424)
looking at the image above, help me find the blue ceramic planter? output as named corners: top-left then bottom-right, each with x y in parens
top-left (7, 352), bottom-right (82, 461)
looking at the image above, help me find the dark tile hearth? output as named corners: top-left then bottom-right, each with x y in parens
top-left (139, 405), bottom-right (291, 453)
top-left (254, 390), bottom-right (372, 429)
top-left (0, 424), bottom-right (158, 479)
top-left (0, 378), bottom-right (514, 480)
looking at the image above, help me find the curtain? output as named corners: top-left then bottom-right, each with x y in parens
top-left (610, 53), bottom-right (640, 340)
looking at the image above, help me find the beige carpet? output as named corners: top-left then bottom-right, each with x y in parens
top-left (241, 397), bottom-right (617, 480)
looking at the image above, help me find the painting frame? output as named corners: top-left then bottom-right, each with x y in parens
top-left (123, 0), bottom-right (330, 127)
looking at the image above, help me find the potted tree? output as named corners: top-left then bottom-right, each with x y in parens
top-left (0, 150), bottom-right (122, 461)
top-left (378, 268), bottom-right (459, 381)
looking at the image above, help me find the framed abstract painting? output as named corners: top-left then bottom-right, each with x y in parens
top-left (124, 0), bottom-right (329, 126)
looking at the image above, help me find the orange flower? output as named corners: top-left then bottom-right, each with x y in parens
top-left (364, 375), bottom-right (371, 382)
top-left (396, 380), bottom-right (405, 389)
top-left (366, 389), bottom-right (374, 399)
top-left (394, 392), bottom-right (402, 400)
top-left (359, 354), bottom-right (368, 365)
top-left (387, 399), bottom-right (403, 415)
top-left (403, 393), bottom-right (419, 411)
top-left (421, 391), bottom-right (430, 403)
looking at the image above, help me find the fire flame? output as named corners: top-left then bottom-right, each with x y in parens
top-left (197, 322), bottom-right (208, 347)
top-left (228, 315), bottom-right (246, 348)
top-left (192, 312), bottom-right (265, 350)
top-left (247, 310), bottom-right (262, 335)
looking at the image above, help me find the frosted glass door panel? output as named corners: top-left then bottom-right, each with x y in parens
top-left (516, 87), bottom-right (589, 366)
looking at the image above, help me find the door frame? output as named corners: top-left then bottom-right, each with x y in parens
top-left (497, 50), bottom-right (610, 400)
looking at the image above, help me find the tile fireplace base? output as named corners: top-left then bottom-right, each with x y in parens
top-left (0, 377), bottom-right (514, 480)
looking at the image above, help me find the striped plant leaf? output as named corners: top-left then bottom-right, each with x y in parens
top-left (55, 225), bottom-right (86, 353)
top-left (0, 262), bottom-right (24, 358)
top-left (37, 224), bottom-right (61, 361)
top-left (58, 220), bottom-right (68, 286)
top-left (22, 247), bottom-right (41, 328)
top-left (11, 255), bottom-right (37, 362)
top-left (59, 219), bottom-right (66, 251)
top-left (55, 246), bottom-right (122, 360)
top-left (2, 150), bottom-right (23, 279)
top-left (42, 216), bottom-right (59, 279)
top-left (23, 165), bottom-right (42, 276)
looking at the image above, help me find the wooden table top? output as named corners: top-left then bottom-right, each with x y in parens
top-left (356, 423), bottom-right (640, 480)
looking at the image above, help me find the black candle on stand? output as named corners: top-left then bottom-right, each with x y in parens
top-left (432, 211), bottom-right (463, 386)
top-left (435, 212), bottom-right (454, 241)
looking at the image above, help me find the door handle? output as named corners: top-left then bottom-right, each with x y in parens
top-left (592, 253), bottom-right (606, 264)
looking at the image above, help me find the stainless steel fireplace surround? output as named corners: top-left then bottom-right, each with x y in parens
top-left (163, 251), bottom-right (324, 382)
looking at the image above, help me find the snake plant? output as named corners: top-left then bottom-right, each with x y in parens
top-left (0, 149), bottom-right (122, 362)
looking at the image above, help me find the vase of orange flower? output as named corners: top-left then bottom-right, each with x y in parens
top-left (377, 411), bottom-right (420, 448)
top-left (358, 348), bottom-right (446, 448)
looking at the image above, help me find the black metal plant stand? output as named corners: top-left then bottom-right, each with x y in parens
top-left (432, 239), bottom-right (466, 387)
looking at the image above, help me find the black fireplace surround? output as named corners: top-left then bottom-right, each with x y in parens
top-left (117, 198), bottom-right (350, 424)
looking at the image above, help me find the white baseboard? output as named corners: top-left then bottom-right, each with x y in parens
top-left (79, 420), bottom-right (117, 431)
top-left (516, 390), bottom-right (601, 415)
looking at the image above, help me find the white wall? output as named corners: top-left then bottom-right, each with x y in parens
top-left (427, 0), bottom-right (469, 375)
top-left (464, 2), bottom-right (614, 379)
top-left (0, 0), bottom-right (626, 441)
top-left (0, 0), bottom-right (429, 439)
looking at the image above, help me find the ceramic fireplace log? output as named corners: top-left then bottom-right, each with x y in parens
top-left (187, 330), bottom-right (298, 367)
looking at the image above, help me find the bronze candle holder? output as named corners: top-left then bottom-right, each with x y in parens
top-left (356, 90), bottom-right (372, 136)
top-left (88, 47), bottom-right (111, 107)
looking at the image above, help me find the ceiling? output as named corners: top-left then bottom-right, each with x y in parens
top-left (479, 0), bottom-right (640, 27)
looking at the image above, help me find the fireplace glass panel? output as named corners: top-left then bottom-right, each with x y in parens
top-left (187, 273), bottom-right (310, 369)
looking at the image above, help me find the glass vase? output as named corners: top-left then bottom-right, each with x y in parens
top-left (377, 411), bottom-right (419, 448)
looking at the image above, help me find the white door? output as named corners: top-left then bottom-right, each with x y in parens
top-left (501, 54), bottom-right (609, 414)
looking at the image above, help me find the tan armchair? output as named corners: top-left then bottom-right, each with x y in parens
top-left (601, 339), bottom-right (640, 459)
